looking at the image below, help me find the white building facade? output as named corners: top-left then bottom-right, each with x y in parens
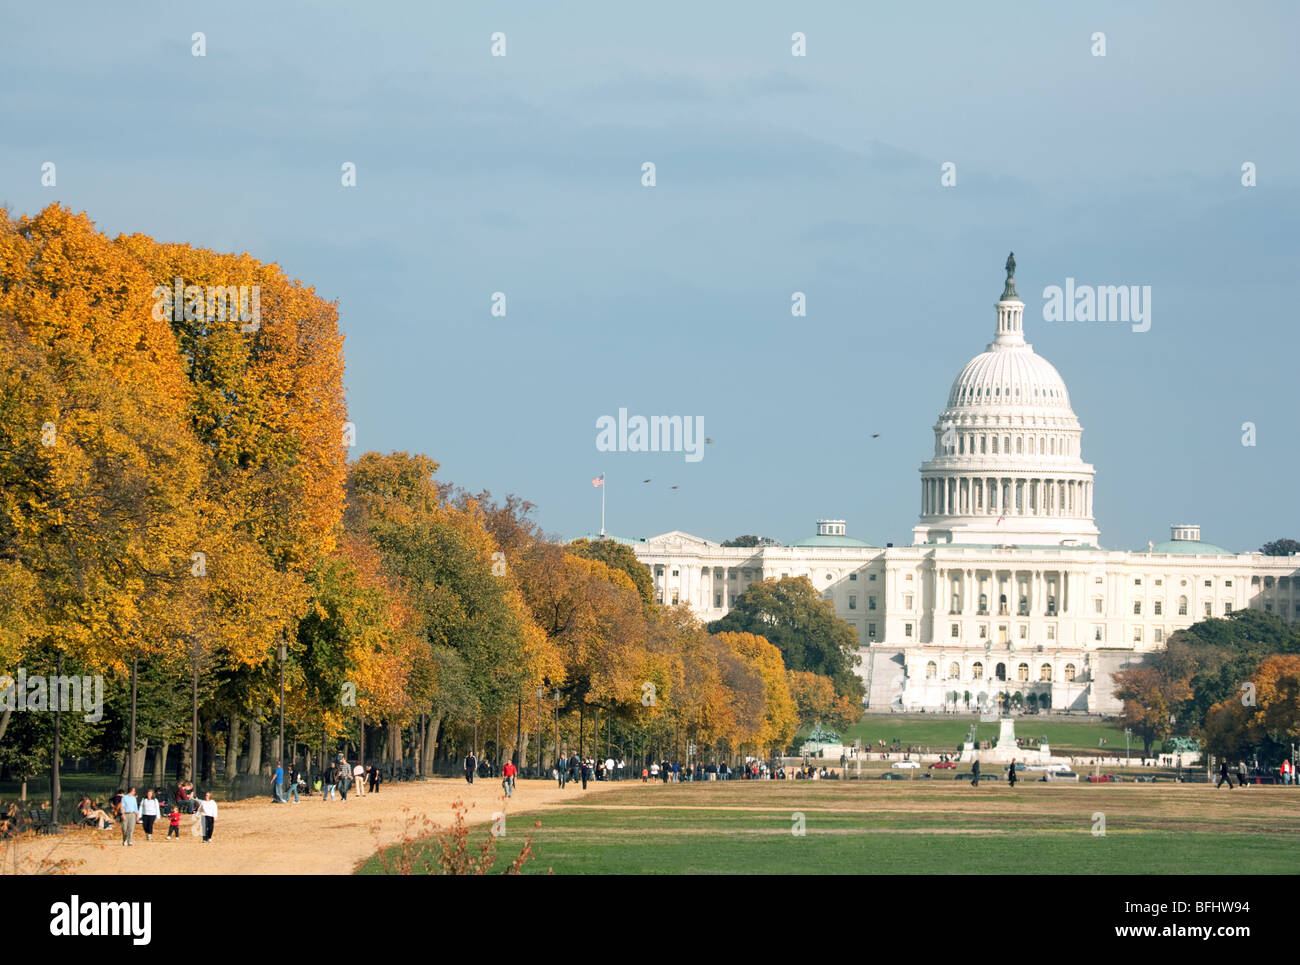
top-left (625, 256), bottom-right (1299, 715)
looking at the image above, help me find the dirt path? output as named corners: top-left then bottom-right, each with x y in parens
top-left (5, 777), bottom-right (635, 875)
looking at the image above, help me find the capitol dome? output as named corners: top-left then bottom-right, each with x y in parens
top-left (913, 253), bottom-right (1100, 548)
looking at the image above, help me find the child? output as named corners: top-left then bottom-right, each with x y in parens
top-left (167, 807), bottom-right (181, 840)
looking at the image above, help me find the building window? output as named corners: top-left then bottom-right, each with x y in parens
top-left (1155, 579), bottom-right (1163, 586)
top-left (868, 623), bottom-right (877, 639)
top-left (1266, 603), bottom-right (1273, 613)
top-left (995, 663), bottom-right (1007, 681)
top-left (1224, 580), bottom-right (1232, 588)
top-left (948, 662), bottom-right (960, 679)
top-left (1064, 663), bottom-right (1076, 682)
top-left (849, 595), bottom-right (857, 610)
top-left (671, 569), bottom-right (679, 577)
top-left (1133, 627), bottom-right (1142, 643)
top-left (671, 594), bottom-right (679, 605)
top-left (1047, 625), bottom-right (1056, 640)
top-left (972, 662), bottom-right (984, 679)
top-left (1204, 602), bottom-right (1212, 617)
top-left (904, 623), bottom-right (913, 638)
top-left (826, 573), bottom-right (833, 582)
top-left (869, 573), bottom-right (877, 581)
top-left (715, 594), bottom-right (722, 607)
top-left (926, 661), bottom-right (938, 679)
top-left (1225, 602), bottom-right (1232, 615)
top-left (1039, 663), bottom-right (1052, 682)
top-left (1096, 576), bottom-right (1103, 583)
top-left (1094, 598), bottom-right (1103, 614)
top-left (904, 594), bottom-right (914, 609)
top-left (1153, 600), bottom-right (1162, 615)
top-left (1019, 625), bottom-right (1027, 639)
top-left (978, 593), bottom-right (988, 614)
top-left (1154, 628), bottom-right (1163, 644)
top-left (1205, 579), bottom-right (1213, 588)
top-left (850, 573), bottom-right (857, 581)
top-left (1178, 596), bottom-right (1188, 616)
top-left (869, 596), bottom-right (877, 610)
top-left (979, 624), bottom-right (987, 639)
top-left (1017, 663), bottom-right (1029, 682)
top-left (1094, 626), bottom-right (1103, 642)
top-left (1133, 601), bottom-right (1142, 615)
top-left (951, 623), bottom-right (960, 638)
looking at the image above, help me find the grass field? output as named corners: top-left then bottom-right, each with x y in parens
top-left (359, 779), bottom-right (1300, 875)
top-left (825, 714), bottom-right (1138, 755)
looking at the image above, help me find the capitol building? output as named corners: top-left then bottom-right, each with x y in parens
top-left (626, 255), bottom-right (1300, 715)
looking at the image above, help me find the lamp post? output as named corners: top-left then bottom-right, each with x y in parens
top-left (553, 689), bottom-right (562, 772)
top-left (1124, 727), bottom-right (1131, 764)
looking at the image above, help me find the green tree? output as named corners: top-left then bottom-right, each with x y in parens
top-left (1260, 539), bottom-right (1300, 556)
top-left (567, 538), bottom-right (654, 607)
top-left (708, 577), bottom-right (863, 700)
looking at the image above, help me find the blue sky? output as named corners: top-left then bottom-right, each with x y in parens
top-left (2, 1), bottom-right (1296, 552)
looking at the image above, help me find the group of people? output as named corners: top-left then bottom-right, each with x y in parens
top-left (75, 784), bottom-right (218, 843)
top-left (319, 755), bottom-right (384, 800)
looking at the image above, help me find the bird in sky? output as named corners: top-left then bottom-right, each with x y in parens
top-left (872, 433), bottom-right (880, 438)
top-left (643, 479), bottom-right (652, 483)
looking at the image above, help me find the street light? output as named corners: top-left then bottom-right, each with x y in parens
top-left (1124, 727), bottom-right (1131, 764)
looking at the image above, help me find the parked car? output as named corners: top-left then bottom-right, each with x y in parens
top-left (891, 760), bottom-right (921, 769)
top-left (1026, 762), bottom-right (1072, 773)
top-left (879, 772), bottom-right (905, 780)
top-left (929, 761), bottom-right (957, 769)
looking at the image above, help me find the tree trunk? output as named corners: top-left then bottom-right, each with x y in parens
top-left (154, 740), bottom-right (169, 788)
top-left (0, 705), bottom-right (10, 743)
top-left (50, 650), bottom-right (62, 821)
top-left (226, 714), bottom-right (241, 779)
top-left (246, 718), bottom-right (263, 775)
top-left (387, 720), bottom-right (402, 765)
top-left (422, 713), bottom-right (443, 774)
top-left (202, 730), bottom-right (216, 783)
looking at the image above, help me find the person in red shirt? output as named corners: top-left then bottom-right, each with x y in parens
top-left (502, 759), bottom-right (517, 798)
top-left (167, 807), bottom-right (182, 840)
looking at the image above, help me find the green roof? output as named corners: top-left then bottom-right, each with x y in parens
top-left (1142, 539), bottom-right (1233, 556)
top-left (788, 534), bottom-right (875, 548)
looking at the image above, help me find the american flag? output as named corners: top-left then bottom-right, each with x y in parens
top-left (592, 475), bottom-right (604, 488)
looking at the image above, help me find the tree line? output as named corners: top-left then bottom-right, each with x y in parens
top-left (0, 205), bottom-right (864, 811)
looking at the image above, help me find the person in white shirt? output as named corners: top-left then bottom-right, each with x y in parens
top-left (353, 762), bottom-right (366, 796)
top-left (199, 792), bottom-right (218, 842)
top-left (139, 790), bottom-right (161, 841)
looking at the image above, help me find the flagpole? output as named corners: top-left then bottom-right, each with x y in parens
top-left (600, 475), bottom-right (606, 537)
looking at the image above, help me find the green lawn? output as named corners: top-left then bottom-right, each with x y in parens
top-left (824, 714), bottom-right (1138, 755)
top-left (359, 780), bottom-right (1300, 875)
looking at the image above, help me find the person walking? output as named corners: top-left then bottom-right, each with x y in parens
top-left (353, 761), bottom-right (367, 797)
top-left (166, 806), bottom-right (181, 840)
top-left (464, 750), bottom-right (477, 785)
top-left (119, 787), bottom-right (139, 846)
top-left (971, 758), bottom-right (981, 787)
top-left (1007, 759), bottom-right (1017, 789)
top-left (272, 760), bottom-right (284, 803)
top-left (580, 758), bottom-right (591, 790)
top-left (337, 755), bottom-right (351, 801)
top-left (1237, 760), bottom-right (1249, 789)
top-left (140, 789), bottom-right (160, 841)
top-left (368, 765), bottom-right (380, 794)
top-left (1282, 759), bottom-right (1293, 786)
top-left (555, 754), bottom-right (567, 788)
top-left (502, 758), bottom-right (516, 798)
top-left (286, 765), bottom-right (301, 804)
top-left (1217, 759), bottom-right (1235, 789)
top-left (324, 760), bottom-right (338, 801)
top-left (199, 792), bottom-right (217, 842)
